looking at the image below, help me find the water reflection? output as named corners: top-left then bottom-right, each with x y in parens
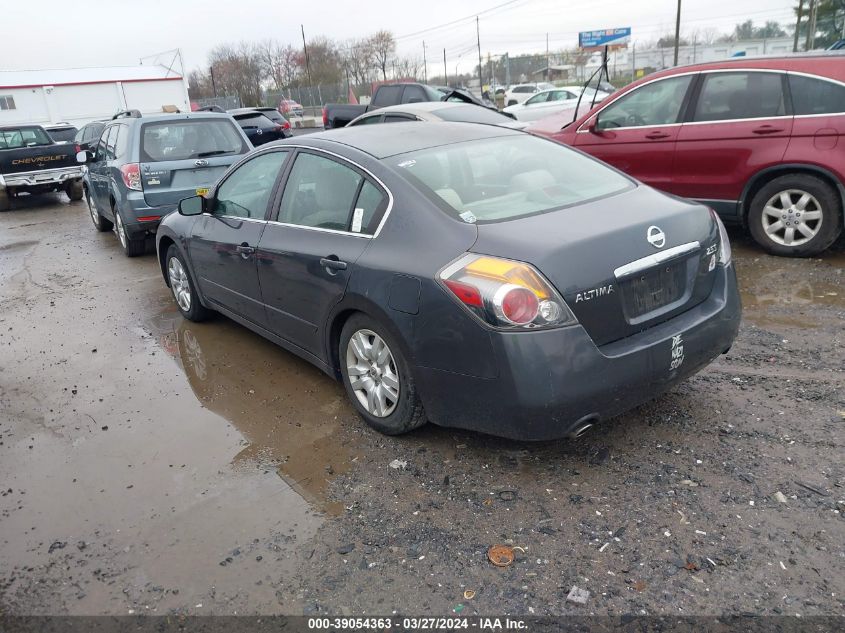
top-left (153, 309), bottom-right (356, 515)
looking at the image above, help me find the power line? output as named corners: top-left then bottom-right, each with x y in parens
top-left (395, 0), bottom-right (528, 41)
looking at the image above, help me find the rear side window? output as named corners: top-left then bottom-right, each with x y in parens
top-left (597, 75), bottom-right (692, 129)
top-left (372, 85), bottom-right (403, 107)
top-left (105, 125), bottom-right (119, 160)
top-left (693, 72), bottom-right (786, 122)
top-left (384, 114), bottom-right (416, 123)
top-left (788, 74), bottom-right (845, 115)
top-left (402, 85), bottom-right (427, 104)
top-left (140, 119), bottom-right (246, 162)
top-left (350, 115), bottom-right (382, 126)
top-left (278, 153), bottom-right (365, 231)
top-left (352, 180), bottom-right (388, 234)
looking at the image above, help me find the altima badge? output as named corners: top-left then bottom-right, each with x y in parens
top-left (194, 159), bottom-right (209, 167)
top-left (647, 225), bottom-right (666, 248)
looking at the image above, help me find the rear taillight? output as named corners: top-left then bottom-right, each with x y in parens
top-left (439, 254), bottom-right (576, 330)
top-left (74, 143), bottom-right (81, 154)
top-left (710, 208), bottom-right (732, 265)
top-left (282, 120), bottom-right (291, 130)
top-left (120, 163), bottom-right (142, 191)
top-left (322, 107), bottom-right (328, 126)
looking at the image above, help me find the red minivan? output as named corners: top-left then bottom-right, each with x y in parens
top-left (533, 54), bottom-right (845, 256)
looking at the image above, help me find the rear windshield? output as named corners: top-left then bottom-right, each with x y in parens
top-left (234, 113), bottom-right (273, 128)
top-left (390, 134), bottom-right (632, 223)
top-left (258, 109), bottom-right (284, 122)
top-left (0, 126), bottom-right (53, 149)
top-left (140, 119), bottom-right (246, 162)
top-left (47, 127), bottom-right (78, 143)
top-left (431, 105), bottom-right (515, 125)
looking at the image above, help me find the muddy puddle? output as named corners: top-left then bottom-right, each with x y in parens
top-left (146, 307), bottom-right (358, 515)
top-left (731, 240), bottom-right (844, 327)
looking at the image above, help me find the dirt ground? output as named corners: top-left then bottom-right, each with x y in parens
top-left (0, 193), bottom-right (843, 617)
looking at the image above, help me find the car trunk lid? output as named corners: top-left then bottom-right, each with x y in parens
top-left (470, 186), bottom-right (720, 346)
top-left (141, 156), bottom-right (232, 207)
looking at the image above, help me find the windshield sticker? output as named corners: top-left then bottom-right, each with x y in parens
top-left (397, 160), bottom-right (416, 168)
top-left (459, 211), bottom-right (477, 224)
top-left (351, 207), bottom-right (364, 233)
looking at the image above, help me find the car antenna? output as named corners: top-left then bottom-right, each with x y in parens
top-left (571, 45), bottom-right (610, 126)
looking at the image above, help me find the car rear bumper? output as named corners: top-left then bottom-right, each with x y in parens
top-left (123, 193), bottom-right (177, 237)
top-left (2, 166), bottom-right (83, 188)
top-left (414, 264), bottom-right (741, 441)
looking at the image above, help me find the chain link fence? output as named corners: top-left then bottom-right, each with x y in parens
top-left (194, 95), bottom-right (242, 111)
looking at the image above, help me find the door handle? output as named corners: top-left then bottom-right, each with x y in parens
top-left (236, 243), bottom-right (255, 258)
top-left (320, 257), bottom-right (348, 271)
top-left (752, 125), bottom-right (784, 135)
top-left (644, 131), bottom-right (671, 139)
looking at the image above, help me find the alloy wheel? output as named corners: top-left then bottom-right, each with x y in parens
top-left (760, 189), bottom-right (823, 247)
top-left (346, 329), bottom-right (400, 418)
top-left (168, 257), bottom-right (192, 312)
top-left (115, 211), bottom-right (127, 248)
top-left (87, 194), bottom-right (98, 225)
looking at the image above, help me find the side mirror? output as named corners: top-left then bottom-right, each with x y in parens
top-left (76, 150), bottom-right (90, 164)
top-left (587, 117), bottom-right (601, 135)
top-left (178, 195), bottom-right (206, 216)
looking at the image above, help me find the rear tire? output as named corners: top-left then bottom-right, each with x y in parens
top-left (66, 180), bottom-right (84, 201)
top-left (0, 188), bottom-right (9, 212)
top-left (339, 314), bottom-right (426, 436)
top-left (166, 245), bottom-right (211, 322)
top-left (87, 190), bottom-right (113, 232)
top-left (113, 206), bottom-right (146, 257)
top-left (748, 174), bottom-right (842, 257)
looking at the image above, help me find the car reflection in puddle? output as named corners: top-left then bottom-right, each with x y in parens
top-left (152, 307), bottom-right (357, 515)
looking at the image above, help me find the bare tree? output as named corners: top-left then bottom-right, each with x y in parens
top-left (394, 57), bottom-right (422, 81)
top-left (260, 40), bottom-right (301, 90)
top-left (370, 30), bottom-right (396, 81)
top-left (342, 37), bottom-right (375, 87)
top-left (209, 42), bottom-right (263, 106)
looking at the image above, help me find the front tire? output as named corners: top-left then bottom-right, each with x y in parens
top-left (113, 206), bottom-right (146, 257)
top-left (748, 174), bottom-right (842, 257)
top-left (340, 314), bottom-right (426, 435)
top-left (87, 190), bottom-right (113, 232)
top-left (166, 245), bottom-right (211, 322)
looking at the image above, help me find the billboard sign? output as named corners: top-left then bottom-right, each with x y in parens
top-left (579, 27), bottom-right (632, 49)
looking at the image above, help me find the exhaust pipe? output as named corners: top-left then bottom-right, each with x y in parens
top-left (567, 415), bottom-right (599, 440)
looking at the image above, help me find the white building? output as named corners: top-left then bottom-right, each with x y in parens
top-left (0, 65), bottom-right (190, 127)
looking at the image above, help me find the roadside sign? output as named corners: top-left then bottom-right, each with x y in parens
top-left (579, 27), bottom-right (632, 50)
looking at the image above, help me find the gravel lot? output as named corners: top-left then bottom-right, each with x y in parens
top-left (1, 193), bottom-right (843, 617)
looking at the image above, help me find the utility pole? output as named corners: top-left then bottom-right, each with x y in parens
top-left (476, 16), bottom-right (483, 94)
top-left (631, 43), bottom-right (636, 82)
top-left (301, 24), bottom-right (314, 106)
top-left (546, 33), bottom-right (550, 81)
top-left (673, 0), bottom-right (682, 66)
top-left (209, 65), bottom-right (217, 97)
top-left (443, 48), bottom-right (447, 86)
top-left (423, 41), bottom-right (427, 83)
top-left (794, 0), bottom-right (804, 52)
top-left (505, 52), bottom-right (510, 86)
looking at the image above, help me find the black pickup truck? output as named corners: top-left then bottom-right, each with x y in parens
top-left (0, 124), bottom-right (84, 211)
top-left (322, 83), bottom-right (499, 129)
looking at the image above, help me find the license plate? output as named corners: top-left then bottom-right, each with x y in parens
top-left (622, 261), bottom-right (686, 318)
top-left (195, 188), bottom-right (209, 196)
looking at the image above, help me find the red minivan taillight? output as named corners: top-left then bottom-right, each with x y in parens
top-left (322, 107), bottom-right (328, 127)
top-left (120, 163), bottom-right (142, 191)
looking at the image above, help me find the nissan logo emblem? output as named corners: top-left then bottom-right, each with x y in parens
top-left (195, 159), bottom-right (209, 167)
top-left (647, 225), bottom-right (666, 248)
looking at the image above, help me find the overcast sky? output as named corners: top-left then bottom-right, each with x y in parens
top-left (2, 0), bottom-right (796, 76)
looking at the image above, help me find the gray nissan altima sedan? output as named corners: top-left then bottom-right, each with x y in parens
top-left (156, 122), bottom-right (741, 440)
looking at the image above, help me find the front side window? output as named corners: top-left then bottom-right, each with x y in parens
top-left (140, 119), bottom-right (247, 162)
top-left (788, 74), bottom-right (845, 115)
top-left (693, 72), bottom-right (785, 122)
top-left (95, 126), bottom-right (115, 161)
top-left (402, 85), bottom-right (427, 103)
top-left (279, 152), bottom-right (384, 233)
top-left (215, 151), bottom-right (289, 219)
top-left (597, 75), bottom-right (693, 130)
top-left (372, 85), bottom-right (403, 107)
top-left (392, 134), bottom-right (632, 223)
top-left (384, 114), bottom-right (416, 123)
